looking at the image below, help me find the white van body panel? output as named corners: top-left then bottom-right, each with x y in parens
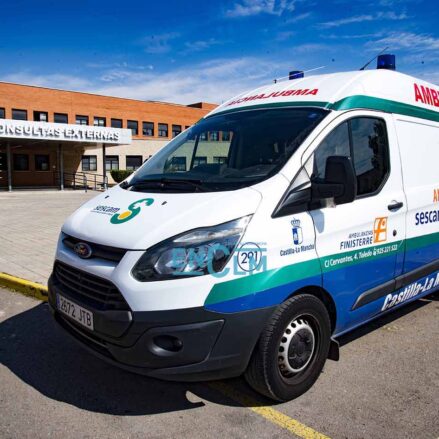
top-left (394, 115), bottom-right (439, 272)
top-left (62, 184), bottom-right (262, 250)
top-left (49, 68), bottom-right (439, 381)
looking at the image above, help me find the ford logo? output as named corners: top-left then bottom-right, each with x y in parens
top-left (73, 242), bottom-right (93, 259)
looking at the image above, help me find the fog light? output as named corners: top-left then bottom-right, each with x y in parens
top-left (153, 335), bottom-right (183, 352)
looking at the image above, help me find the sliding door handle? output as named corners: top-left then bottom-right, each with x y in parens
top-left (388, 201), bottom-right (404, 211)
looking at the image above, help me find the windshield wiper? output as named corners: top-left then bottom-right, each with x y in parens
top-left (122, 177), bottom-right (209, 192)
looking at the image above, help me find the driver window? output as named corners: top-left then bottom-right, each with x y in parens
top-left (311, 121), bottom-right (350, 182)
top-left (303, 117), bottom-right (389, 197)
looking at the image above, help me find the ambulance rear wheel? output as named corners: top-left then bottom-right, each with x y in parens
top-left (245, 294), bottom-right (331, 402)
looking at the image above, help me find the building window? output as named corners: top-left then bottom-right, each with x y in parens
top-left (158, 123), bottom-right (168, 137)
top-left (127, 120), bottom-right (138, 135)
top-left (81, 155), bottom-right (97, 172)
top-left (142, 121), bottom-right (154, 136)
top-left (172, 124), bottom-right (182, 138)
top-left (54, 113), bottom-right (68, 124)
top-left (213, 156), bottom-right (228, 164)
top-left (185, 125), bottom-right (191, 130)
top-left (13, 154), bottom-right (29, 171)
top-left (222, 131), bottom-right (231, 141)
top-left (193, 156), bottom-right (207, 167)
top-left (0, 108), bottom-right (5, 119)
top-left (126, 155), bottom-right (143, 171)
top-left (12, 109), bottom-right (27, 120)
top-left (94, 117), bottom-right (106, 127)
top-left (169, 156), bottom-right (186, 171)
top-left (33, 111), bottom-right (48, 122)
top-left (111, 118), bottom-right (123, 128)
top-left (35, 154), bottom-right (50, 171)
top-left (209, 131), bottom-right (219, 141)
top-left (200, 132), bottom-right (207, 141)
top-left (0, 153), bottom-right (7, 170)
top-left (76, 115), bottom-right (89, 125)
top-left (105, 155), bottom-right (119, 171)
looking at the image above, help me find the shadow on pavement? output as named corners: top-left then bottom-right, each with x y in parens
top-left (0, 302), bottom-right (250, 415)
top-left (0, 291), bottom-right (437, 415)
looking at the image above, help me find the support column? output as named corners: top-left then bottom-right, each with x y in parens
top-left (6, 142), bottom-right (12, 192)
top-left (102, 143), bottom-right (107, 190)
top-left (58, 143), bottom-right (64, 191)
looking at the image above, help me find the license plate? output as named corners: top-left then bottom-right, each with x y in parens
top-left (57, 294), bottom-right (94, 330)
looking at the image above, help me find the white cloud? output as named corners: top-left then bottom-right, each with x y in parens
top-left (367, 32), bottom-right (439, 52)
top-left (86, 61), bottom-right (154, 71)
top-left (318, 11), bottom-right (407, 28)
top-left (183, 38), bottom-right (222, 53)
top-left (275, 30), bottom-right (295, 41)
top-left (141, 32), bottom-right (180, 54)
top-left (226, 0), bottom-right (296, 17)
top-left (418, 71), bottom-right (439, 85)
top-left (325, 32), bottom-right (385, 40)
top-left (93, 57), bottom-right (289, 104)
top-left (292, 43), bottom-right (329, 54)
top-left (0, 72), bottom-right (92, 90)
top-left (1, 57), bottom-right (291, 105)
top-left (283, 11), bottom-right (312, 24)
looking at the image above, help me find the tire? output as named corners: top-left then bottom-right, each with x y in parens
top-left (245, 294), bottom-right (331, 402)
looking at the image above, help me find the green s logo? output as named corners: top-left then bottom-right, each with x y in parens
top-left (110, 198), bottom-right (154, 224)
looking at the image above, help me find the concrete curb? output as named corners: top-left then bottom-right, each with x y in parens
top-left (0, 272), bottom-right (48, 301)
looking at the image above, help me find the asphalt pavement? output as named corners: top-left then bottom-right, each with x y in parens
top-left (0, 287), bottom-right (438, 439)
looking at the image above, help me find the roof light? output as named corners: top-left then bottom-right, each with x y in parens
top-left (377, 54), bottom-right (396, 71)
top-left (289, 70), bottom-right (304, 80)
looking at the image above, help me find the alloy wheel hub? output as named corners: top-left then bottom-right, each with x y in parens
top-left (278, 317), bottom-right (315, 376)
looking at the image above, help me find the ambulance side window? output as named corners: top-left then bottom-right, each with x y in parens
top-left (312, 122), bottom-right (350, 182)
top-left (350, 118), bottom-right (389, 196)
top-left (310, 117), bottom-right (389, 197)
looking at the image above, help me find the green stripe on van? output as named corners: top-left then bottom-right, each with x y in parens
top-left (205, 257), bottom-right (321, 305)
top-left (205, 232), bottom-right (439, 306)
top-left (330, 95), bottom-right (439, 123)
top-left (406, 230), bottom-right (439, 251)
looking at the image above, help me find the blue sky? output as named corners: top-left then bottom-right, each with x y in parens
top-left (1, 0), bottom-right (438, 104)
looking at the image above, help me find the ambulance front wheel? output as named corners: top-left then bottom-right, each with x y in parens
top-left (245, 294), bottom-right (331, 402)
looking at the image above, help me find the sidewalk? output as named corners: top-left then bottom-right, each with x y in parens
top-left (0, 191), bottom-right (96, 284)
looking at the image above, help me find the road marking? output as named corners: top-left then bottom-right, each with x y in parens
top-left (209, 382), bottom-right (330, 439)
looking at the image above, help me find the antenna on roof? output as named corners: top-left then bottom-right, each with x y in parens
top-left (359, 47), bottom-right (389, 71)
top-left (273, 66), bottom-right (326, 83)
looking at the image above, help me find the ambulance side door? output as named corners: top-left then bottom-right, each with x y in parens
top-left (303, 111), bottom-right (406, 334)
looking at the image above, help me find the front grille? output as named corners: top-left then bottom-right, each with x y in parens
top-left (55, 312), bottom-right (113, 359)
top-left (54, 261), bottom-right (130, 311)
top-left (63, 234), bottom-right (127, 262)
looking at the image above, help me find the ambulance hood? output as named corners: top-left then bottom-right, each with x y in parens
top-left (61, 185), bottom-right (262, 250)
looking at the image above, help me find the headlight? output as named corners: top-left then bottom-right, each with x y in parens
top-left (131, 216), bottom-right (251, 281)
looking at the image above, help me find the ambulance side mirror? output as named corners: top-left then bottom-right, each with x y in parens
top-left (272, 183), bottom-right (312, 218)
top-left (312, 156), bottom-right (357, 205)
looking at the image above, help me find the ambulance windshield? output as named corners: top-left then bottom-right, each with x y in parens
top-left (124, 107), bottom-right (328, 192)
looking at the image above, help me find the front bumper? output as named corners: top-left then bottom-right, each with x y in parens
top-left (48, 274), bottom-right (275, 381)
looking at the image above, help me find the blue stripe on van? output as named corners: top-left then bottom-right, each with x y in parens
top-left (205, 237), bottom-right (439, 334)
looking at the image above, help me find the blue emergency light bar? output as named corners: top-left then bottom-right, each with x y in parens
top-left (377, 54), bottom-right (396, 71)
top-left (289, 70), bottom-right (304, 80)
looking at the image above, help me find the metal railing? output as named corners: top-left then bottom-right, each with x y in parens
top-left (56, 171), bottom-right (108, 192)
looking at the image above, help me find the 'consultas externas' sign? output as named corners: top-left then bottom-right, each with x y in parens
top-left (0, 119), bottom-right (132, 144)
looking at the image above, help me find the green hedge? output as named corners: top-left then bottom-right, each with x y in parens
top-left (111, 170), bottom-right (134, 183)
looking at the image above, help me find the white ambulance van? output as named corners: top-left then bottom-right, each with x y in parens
top-left (48, 55), bottom-right (439, 401)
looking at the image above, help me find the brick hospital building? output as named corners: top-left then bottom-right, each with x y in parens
top-left (0, 82), bottom-right (216, 190)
